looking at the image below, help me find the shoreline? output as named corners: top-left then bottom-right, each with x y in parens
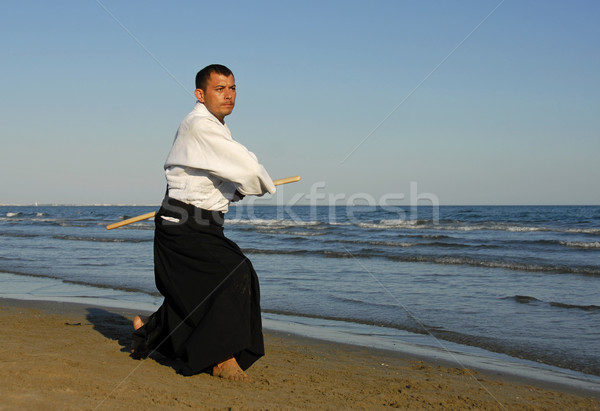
top-left (261, 311), bottom-right (600, 394)
top-left (2, 270), bottom-right (600, 394)
top-left (0, 297), bottom-right (599, 410)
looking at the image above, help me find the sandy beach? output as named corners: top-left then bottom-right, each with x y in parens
top-left (0, 298), bottom-right (597, 410)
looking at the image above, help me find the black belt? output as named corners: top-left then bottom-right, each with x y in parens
top-left (159, 196), bottom-right (224, 227)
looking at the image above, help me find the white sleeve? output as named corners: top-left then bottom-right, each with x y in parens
top-left (165, 117), bottom-right (276, 196)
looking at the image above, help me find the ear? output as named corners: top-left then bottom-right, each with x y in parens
top-left (194, 89), bottom-right (204, 102)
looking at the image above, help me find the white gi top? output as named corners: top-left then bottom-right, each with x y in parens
top-left (164, 102), bottom-right (276, 212)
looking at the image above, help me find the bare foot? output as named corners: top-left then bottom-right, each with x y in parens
top-left (212, 357), bottom-right (249, 381)
top-left (133, 315), bottom-right (148, 331)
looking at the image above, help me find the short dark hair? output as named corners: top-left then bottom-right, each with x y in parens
top-left (195, 64), bottom-right (234, 91)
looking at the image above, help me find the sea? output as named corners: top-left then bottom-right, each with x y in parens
top-left (1, 204), bottom-right (599, 388)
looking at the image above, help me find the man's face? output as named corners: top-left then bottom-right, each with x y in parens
top-left (195, 72), bottom-right (236, 123)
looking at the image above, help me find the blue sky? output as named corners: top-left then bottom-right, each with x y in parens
top-left (1, 1), bottom-right (598, 205)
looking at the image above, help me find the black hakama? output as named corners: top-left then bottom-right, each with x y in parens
top-left (131, 197), bottom-right (264, 376)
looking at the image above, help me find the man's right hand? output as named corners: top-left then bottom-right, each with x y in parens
top-left (231, 190), bottom-right (245, 202)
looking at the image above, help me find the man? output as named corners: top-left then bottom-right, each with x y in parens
top-left (131, 64), bottom-right (275, 380)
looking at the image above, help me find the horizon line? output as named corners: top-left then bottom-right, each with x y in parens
top-left (1, 203), bottom-right (599, 207)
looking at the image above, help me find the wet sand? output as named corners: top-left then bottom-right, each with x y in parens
top-left (0, 298), bottom-right (598, 410)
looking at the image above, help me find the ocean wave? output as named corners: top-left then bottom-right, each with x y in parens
top-left (385, 255), bottom-right (600, 276)
top-left (506, 295), bottom-right (600, 311)
top-left (254, 228), bottom-right (328, 237)
top-left (332, 239), bottom-right (469, 249)
top-left (256, 248), bottom-right (600, 276)
top-left (506, 295), bottom-right (541, 304)
top-left (0, 216), bottom-right (55, 224)
top-left (356, 219), bottom-right (421, 229)
top-left (560, 241), bottom-right (600, 249)
top-left (5, 212), bottom-right (22, 217)
top-left (52, 235), bottom-right (151, 243)
top-left (436, 224), bottom-right (547, 232)
top-left (0, 232), bottom-right (38, 238)
top-left (417, 234), bottom-right (453, 239)
top-left (228, 218), bottom-right (324, 228)
top-left (366, 240), bottom-right (419, 247)
top-left (331, 239), bottom-right (416, 248)
top-left (243, 248), bottom-right (309, 256)
top-left (262, 308), bottom-right (415, 331)
top-left (109, 222), bottom-right (154, 231)
top-left (329, 294), bottom-right (405, 310)
top-left (354, 220), bottom-right (600, 235)
top-left (458, 224), bottom-right (600, 235)
top-left (549, 302), bottom-right (600, 311)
